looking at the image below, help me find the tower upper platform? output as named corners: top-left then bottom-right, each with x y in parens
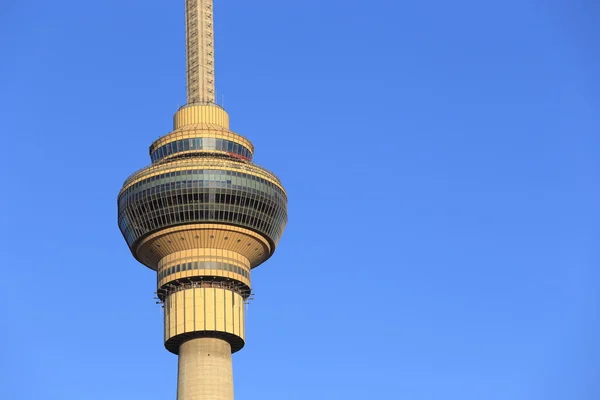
top-left (149, 104), bottom-right (254, 164)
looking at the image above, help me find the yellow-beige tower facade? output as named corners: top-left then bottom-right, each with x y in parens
top-left (116, 1), bottom-right (288, 399)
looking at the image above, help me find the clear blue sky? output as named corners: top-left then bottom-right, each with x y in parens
top-left (0, 1), bottom-right (598, 399)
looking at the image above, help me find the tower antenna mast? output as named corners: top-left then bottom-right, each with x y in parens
top-left (185, 0), bottom-right (215, 104)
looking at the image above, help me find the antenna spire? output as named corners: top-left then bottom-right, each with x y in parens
top-left (185, 0), bottom-right (215, 104)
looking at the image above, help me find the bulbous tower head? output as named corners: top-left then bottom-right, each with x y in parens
top-left (116, 1), bottom-right (287, 357)
top-left (117, 100), bottom-right (287, 353)
top-left (118, 103), bottom-right (287, 270)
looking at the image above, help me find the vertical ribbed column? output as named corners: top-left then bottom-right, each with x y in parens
top-left (185, 0), bottom-right (216, 104)
top-left (177, 338), bottom-right (234, 400)
top-left (163, 287), bottom-right (246, 352)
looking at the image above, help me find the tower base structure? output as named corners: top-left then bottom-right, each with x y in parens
top-left (177, 338), bottom-right (234, 400)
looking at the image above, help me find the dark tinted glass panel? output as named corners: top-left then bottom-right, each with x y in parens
top-left (151, 138), bottom-right (251, 162)
top-left (161, 262), bottom-right (249, 281)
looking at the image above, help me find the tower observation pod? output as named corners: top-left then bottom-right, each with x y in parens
top-left (116, 1), bottom-right (288, 399)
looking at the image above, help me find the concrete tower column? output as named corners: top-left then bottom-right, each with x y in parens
top-left (177, 338), bottom-right (234, 400)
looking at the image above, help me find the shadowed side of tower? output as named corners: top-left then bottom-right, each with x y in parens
top-left (116, 1), bottom-right (288, 399)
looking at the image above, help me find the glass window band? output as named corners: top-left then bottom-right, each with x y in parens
top-left (151, 138), bottom-right (252, 163)
top-left (158, 261), bottom-right (250, 281)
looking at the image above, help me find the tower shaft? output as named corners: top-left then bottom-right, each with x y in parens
top-left (186, 0), bottom-right (216, 104)
top-left (178, 338), bottom-right (234, 400)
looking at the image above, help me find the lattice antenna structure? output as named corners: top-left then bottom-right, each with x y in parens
top-left (117, 1), bottom-right (287, 399)
top-left (186, 0), bottom-right (216, 104)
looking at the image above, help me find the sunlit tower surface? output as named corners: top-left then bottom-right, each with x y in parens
top-left (116, 1), bottom-right (288, 398)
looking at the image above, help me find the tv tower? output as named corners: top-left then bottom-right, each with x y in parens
top-left (116, 1), bottom-right (288, 399)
